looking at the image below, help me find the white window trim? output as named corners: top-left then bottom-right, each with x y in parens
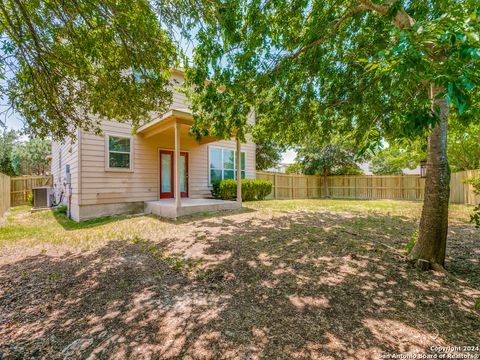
top-left (208, 145), bottom-right (246, 186)
top-left (105, 133), bottom-right (134, 172)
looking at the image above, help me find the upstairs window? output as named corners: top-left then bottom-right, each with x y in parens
top-left (209, 147), bottom-right (245, 185)
top-left (107, 135), bottom-right (132, 170)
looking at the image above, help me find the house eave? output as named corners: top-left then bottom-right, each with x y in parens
top-left (137, 108), bottom-right (193, 135)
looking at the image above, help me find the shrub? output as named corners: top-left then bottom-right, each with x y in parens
top-left (54, 205), bottom-right (68, 215)
top-left (465, 177), bottom-right (480, 228)
top-left (211, 179), bottom-right (272, 201)
top-left (27, 192), bottom-right (33, 206)
top-left (256, 180), bottom-right (272, 200)
top-left (211, 179), bottom-right (237, 200)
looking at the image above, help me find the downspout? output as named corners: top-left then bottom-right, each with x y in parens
top-left (77, 127), bottom-right (82, 220)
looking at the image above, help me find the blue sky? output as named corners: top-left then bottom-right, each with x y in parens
top-left (2, 110), bottom-right (23, 131)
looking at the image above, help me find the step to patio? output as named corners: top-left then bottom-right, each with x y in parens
top-left (144, 198), bottom-right (241, 218)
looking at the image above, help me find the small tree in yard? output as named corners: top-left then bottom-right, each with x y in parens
top-left (297, 143), bottom-right (358, 198)
top-left (173, 0), bottom-right (480, 271)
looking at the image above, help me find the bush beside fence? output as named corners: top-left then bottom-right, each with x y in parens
top-left (212, 179), bottom-right (273, 201)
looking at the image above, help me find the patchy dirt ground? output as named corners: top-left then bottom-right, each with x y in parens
top-left (0, 200), bottom-right (479, 359)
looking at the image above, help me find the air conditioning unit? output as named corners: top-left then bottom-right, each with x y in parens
top-left (32, 187), bottom-right (54, 209)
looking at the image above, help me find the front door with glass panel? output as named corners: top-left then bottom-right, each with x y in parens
top-left (159, 150), bottom-right (188, 198)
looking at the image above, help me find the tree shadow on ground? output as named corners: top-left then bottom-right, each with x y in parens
top-left (1, 210), bottom-right (479, 359)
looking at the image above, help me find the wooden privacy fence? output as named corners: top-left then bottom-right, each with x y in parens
top-left (450, 169), bottom-right (480, 205)
top-left (256, 170), bottom-right (480, 205)
top-left (0, 173), bottom-right (10, 218)
top-left (10, 175), bottom-right (53, 206)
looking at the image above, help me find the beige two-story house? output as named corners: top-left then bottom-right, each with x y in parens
top-left (51, 69), bottom-right (256, 221)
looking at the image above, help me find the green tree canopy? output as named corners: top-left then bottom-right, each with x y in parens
top-left (177, 0), bottom-right (479, 144)
top-left (448, 117), bottom-right (480, 172)
top-left (295, 140), bottom-right (363, 197)
top-left (11, 138), bottom-right (51, 175)
top-left (285, 163), bottom-right (302, 174)
top-left (255, 138), bottom-right (283, 171)
top-left (297, 143), bottom-right (360, 176)
top-left (369, 119), bottom-right (480, 174)
top-left (0, 127), bottom-right (17, 176)
top-left (0, 0), bottom-right (177, 139)
top-left (370, 141), bottom-right (426, 175)
top-left (174, 0), bottom-right (480, 267)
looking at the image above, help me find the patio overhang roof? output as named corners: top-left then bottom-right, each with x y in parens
top-left (137, 108), bottom-right (192, 136)
top-left (136, 108), bottom-right (219, 144)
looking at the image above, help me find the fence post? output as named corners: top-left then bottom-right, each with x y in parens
top-left (274, 173), bottom-right (277, 200)
top-left (354, 176), bottom-right (357, 199)
top-left (306, 176), bottom-right (309, 198)
top-left (290, 174), bottom-right (294, 199)
top-left (319, 175), bottom-right (322, 198)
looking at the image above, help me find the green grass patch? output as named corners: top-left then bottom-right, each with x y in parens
top-left (405, 230), bottom-right (418, 255)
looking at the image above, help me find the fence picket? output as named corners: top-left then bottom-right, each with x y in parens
top-left (10, 175), bottom-right (53, 206)
top-left (256, 170), bottom-right (479, 205)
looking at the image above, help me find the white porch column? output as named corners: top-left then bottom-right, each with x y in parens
top-left (174, 122), bottom-right (181, 211)
top-left (236, 138), bottom-right (242, 205)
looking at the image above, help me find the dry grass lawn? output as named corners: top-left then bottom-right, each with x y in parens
top-left (0, 199), bottom-right (479, 359)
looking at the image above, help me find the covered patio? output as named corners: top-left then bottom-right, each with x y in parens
top-left (137, 108), bottom-right (243, 218)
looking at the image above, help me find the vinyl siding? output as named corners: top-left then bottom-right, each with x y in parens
top-left (50, 130), bottom-right (80, 208)
top-left (79, 122), bottom-right (256, 205)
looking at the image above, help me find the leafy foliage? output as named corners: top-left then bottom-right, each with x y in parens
top-left (0, 0), bottom-right (177, 139)
top-left (0, 128), bottom-right (17, 176)
top-left (0, 129), bottom-right (50, 176)
top-left (11, 138), bottom-right (51, 175)
top-left (370, 141), bottom-right (426, 175)
top-left (255, 139), bottom-right (283, 171)
top-left (465, 177), bottom-right (480, 228)
top-left (405, 230), bottom-right (418, 255)
top-left (448, 118), bottom-right (480, 172)
top-left (296, 143), bottom-right (360, 176)
top-left (172, 0), bottom-right (480, 150)
top-left (370, 119), bottom-right (480, 174)
top-left (211, 179), bottom-right (272, 201)
top-left (330, 165), bottom-right (364, 176)
top-left (285, 163), bottom-right (302, 174)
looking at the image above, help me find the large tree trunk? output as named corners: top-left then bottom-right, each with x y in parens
top-left (323, 168), bottom-right (329, 198)
top-left (409, 85), bottom-right (451, 267)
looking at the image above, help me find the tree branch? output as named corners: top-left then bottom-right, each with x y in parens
top-left (357, 0), bottom-right (415, 29)
top-left (268, 4), bottom-right (366, 74)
